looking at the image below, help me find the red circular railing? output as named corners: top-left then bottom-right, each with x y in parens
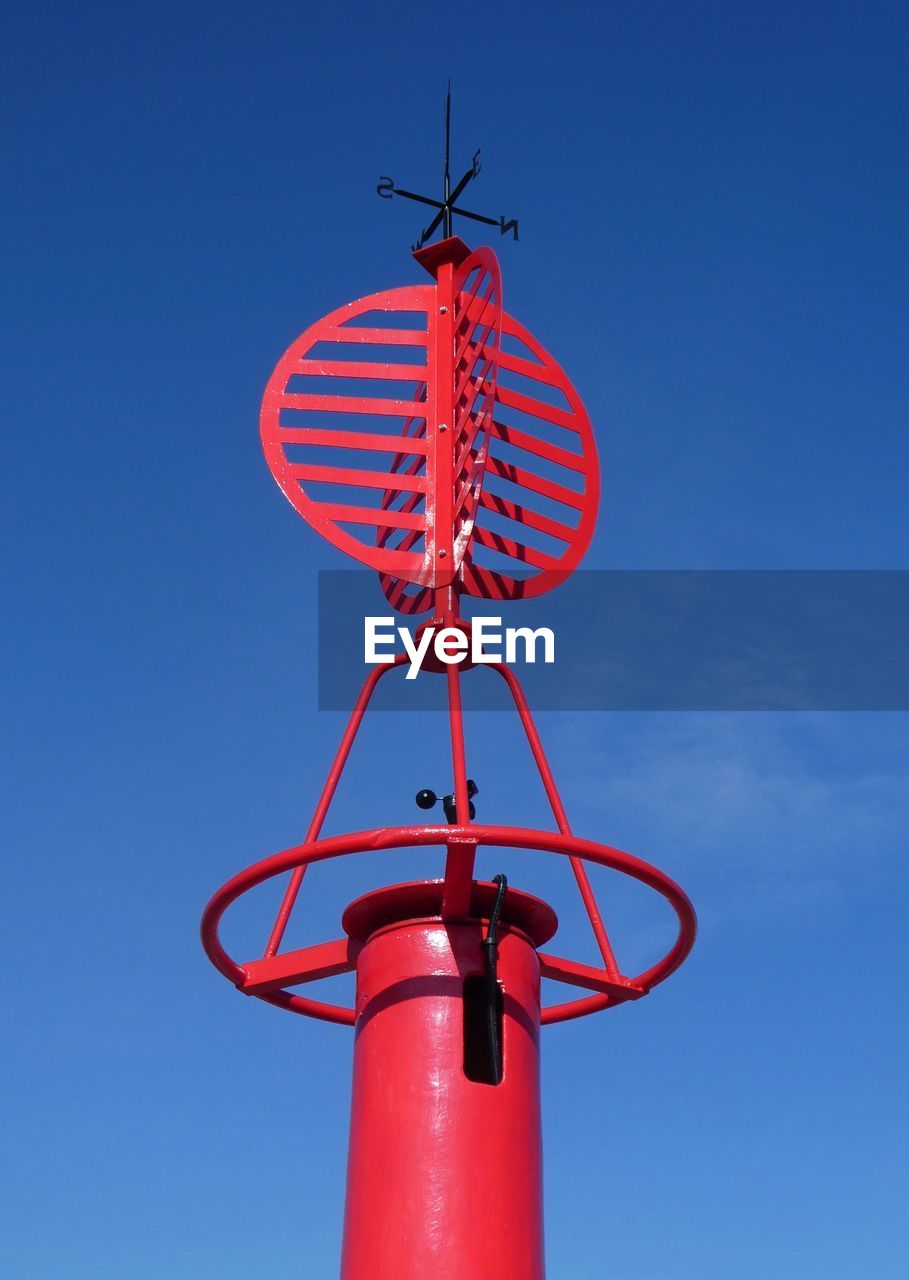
top-left (201, 824), bottom-right (696, 1027)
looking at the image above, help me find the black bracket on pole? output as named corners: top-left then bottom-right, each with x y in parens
top-left (415, 779), bottom-right (478, 824)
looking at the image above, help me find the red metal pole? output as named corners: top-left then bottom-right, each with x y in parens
top-left (339, 881), bottom-right (556, 1280)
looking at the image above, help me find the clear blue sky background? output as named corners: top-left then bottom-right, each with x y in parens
top-left (3, 2), bottom-right (908, 1277)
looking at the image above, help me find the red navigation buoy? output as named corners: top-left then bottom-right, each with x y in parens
top-left (202, 107), bottom-right (695, 1277)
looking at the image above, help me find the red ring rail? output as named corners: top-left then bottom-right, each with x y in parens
top-left (200, 824), bottom-right (696, 1027)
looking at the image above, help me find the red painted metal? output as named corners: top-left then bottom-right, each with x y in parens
top-left (201, 619), bottom-right (695, 1026)
top-left (202, 822), bottom-right (695, 1026)
top-left (261, 241), bottom-right (500, 591)
top-left (339, 881), bottom-right (552, 1280)
top-left (379, 303), bottom-right (600, 614)
top-left (260, 281), bottom-right (436, 582)
top-left (205, 234), bottom-right (696, 1276)
top-left (464, 309), bottom-right (599, 601)
top-left (201, 630), bottom-right (696, 1026)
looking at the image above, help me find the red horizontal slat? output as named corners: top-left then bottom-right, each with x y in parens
top-left (478, 490), bottom-right (575, 544)
top-left (281, 393), bottom-right (427, 417)
top-left (498, 350), bottom-right (556, 384)
top-left (321, 503), bottom-right (425, 531)
top-left (485, 455), bottom-right (586, 511)
top-left (293, 358), bottom-right (427, 380)
top-left (472, 525), bottom-right (558, 571)
top-left (497, 385), bottom-right (576, 431)
top-left (287, 463), bottom-right (428, 493)
top-left (278, 427), bottom-right (429, 455)
top-left (490, 420), bottom-right (585, 472)
top-left (321, 326), bottom-right (428, 346)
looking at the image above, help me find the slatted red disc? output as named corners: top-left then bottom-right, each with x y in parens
top-left (380, 308), bottom-right (599, 613)
top-left (260, 247), bottom-right (501, 590)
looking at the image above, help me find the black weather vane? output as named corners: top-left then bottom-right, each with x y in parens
top-left (377, 85), bottom-right (519, 251)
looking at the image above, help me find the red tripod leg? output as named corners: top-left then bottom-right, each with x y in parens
top-left (263, 654), bottom-right (408, 958)
top-left (490, 662), bottom-right (622, 981)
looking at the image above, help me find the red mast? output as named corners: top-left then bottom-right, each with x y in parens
top-left (202, 136), bottom-right (696, 1275)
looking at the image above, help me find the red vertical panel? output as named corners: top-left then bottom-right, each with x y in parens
top-left (430, 261), bottom-right (456, 580)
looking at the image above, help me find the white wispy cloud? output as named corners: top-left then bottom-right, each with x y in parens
top-left (544, 712), bottom-right (908, 926)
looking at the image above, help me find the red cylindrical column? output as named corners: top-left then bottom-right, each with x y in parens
top-left (339, 881), bottom-right (558, 1280)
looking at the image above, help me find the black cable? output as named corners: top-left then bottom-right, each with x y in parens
top-left (482, 873), bottom-right (507, 1085)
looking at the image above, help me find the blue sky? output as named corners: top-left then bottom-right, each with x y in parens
top-left (2, 2), bottom-right (908, 1277)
